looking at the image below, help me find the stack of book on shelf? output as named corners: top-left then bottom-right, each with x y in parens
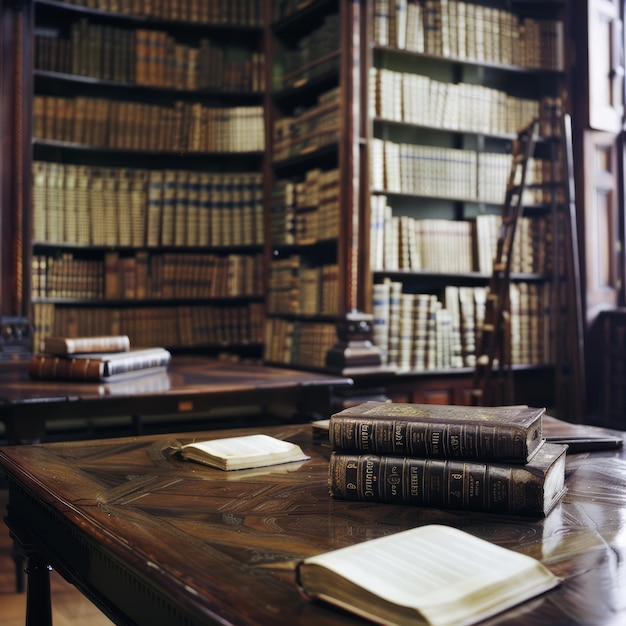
top-left (28, 335), bottom-right (171, 383)
top-left (327, 401), bottom-right (568, 517)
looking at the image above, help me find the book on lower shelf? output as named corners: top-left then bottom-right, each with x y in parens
top-left (295, 524), bottom-right (561, 626)
top-left (178, 434), bottom-right (310, 471)
top-left (28, 346), bottom-right (172, 382)
top-left (328, 442), bottom-right (568, 517)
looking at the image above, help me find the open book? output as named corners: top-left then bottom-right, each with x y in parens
top-left (179, 434), bottom-right (310, 471)
top-left (296, 524), bottom-right (560, 626)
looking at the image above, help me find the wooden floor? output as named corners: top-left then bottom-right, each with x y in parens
top-left (0, 489), bottom-right (114, 626)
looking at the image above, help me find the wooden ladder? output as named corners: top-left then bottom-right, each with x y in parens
top-left (470, 120), bottom-right (539, 407)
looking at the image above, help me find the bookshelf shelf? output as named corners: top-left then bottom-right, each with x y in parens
top-left (272, 143), bottom-right (338, 173)
top-left (372, 45), bottom-right (566, 77)
top-left (372, 270), bottom-right (549, 285)
top-left (266, 311), bottom-right (343, 322)
top-left (32, 296), bottom-right (265, 306)
top-left (370, 189), bottom-right (502, 207)
top-left (373, 117), bottom-right (518, 143)
top-left (33, 140), bottom-right (265, 159)
top-left (272, 238), bottom-right (338, 253)
top-left (272, 67), bottom-right (340, 105)
top-left (35, 0), bottom-right (264, 30)
top-left (33, 242), bottom-right (265, 254)
top-left (34, 71), bottom-right (265, 100)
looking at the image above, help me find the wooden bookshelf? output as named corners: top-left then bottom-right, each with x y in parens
top-left (22, 0), bottom-right (268, 358)
top-left (265, 0), bottom-right (382, 372)
top-left (358, 0), bottom-right (574, 409)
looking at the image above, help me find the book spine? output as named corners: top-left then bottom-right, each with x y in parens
top-left (329, 416), bottom-right (531, 462)
top-left (328, 452), bottom-right (546, 516)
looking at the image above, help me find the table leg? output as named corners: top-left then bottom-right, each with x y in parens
top-left (25, 553), bottom-right (53, 626)
top-left (11, 538), bottom-right (26, 592)
top-left (132, 414), bottom-right (144, 435)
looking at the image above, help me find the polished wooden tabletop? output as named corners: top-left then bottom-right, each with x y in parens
top-left (0, 416), bottom-right (625, 626)
top-left (0, 356), bottom-right (352, 441)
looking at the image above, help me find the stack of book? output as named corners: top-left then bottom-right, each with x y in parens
top-left (28, 334), bottom-right (171, 383)
top-left (327, 401), bottom-right (568, 516)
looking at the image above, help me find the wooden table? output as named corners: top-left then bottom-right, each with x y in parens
top-left (0, 355), bottom-right (352, 442)
top-left (0, 417), bottom-right (625, 626)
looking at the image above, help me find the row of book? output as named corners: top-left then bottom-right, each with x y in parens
top-left (274, 13), bottom-right (340, 89)
top-left (327, 401), bottom-right (568, 517)
top-left (270, 169), bottom-right (341, 245)
top-left (58, 0), bottom-right (263, 26)
top-left (36, 22), bottom-right (264, 93)
top-left (475, 212), bottom-right (567, 276)
top-left (370, 199), bottom-right (557, 275)
top-left (32, 163), bottom-right (264, 248)
top-left (267, 257), bottom-right (340, 316)
top-left (32, 251), bottom-right (264, 301)
top-left (34, 95), bottom-right (265, 153)
top-left (263, 317), bottom-right (337, 370)
top-left (374, 0), bottom-right (564, 71)
top-left (372, 280), bottom-right (552, 371)
top-left (370, 67), bottom-right (562, 138)
top-left (32, 301), bottom-right (264, 355)
top-left (273, 87), bottom-right (341, 162)
top-left (28, 333), bottom-right (172, 383)
top-left (369, 138), bottom-right (556, 204)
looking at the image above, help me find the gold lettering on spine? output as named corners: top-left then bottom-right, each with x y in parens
top-left (364, 458), bottom-right (375, 497)
top-left (360, 423), bottom-right (370, 450)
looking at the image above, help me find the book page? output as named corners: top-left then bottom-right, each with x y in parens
top-left (185, 434), bottom-right (299, 459)
top-left (304, 525), bottom-right (559, 626)
top-left (181, 434), bottom-right (310, 470)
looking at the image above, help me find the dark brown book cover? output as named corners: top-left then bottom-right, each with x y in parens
top-left (328, 442), bottom-right (567, 517)
top-left (329, 401), bottom-right (545, 463)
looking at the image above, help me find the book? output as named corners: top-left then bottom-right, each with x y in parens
top-left (178, 434), bottom-right (310, 471)
top-left (328, 442), bottom-right (567, 516)
top-left (296, 524), bottom-right (561, 626)
top-left (28, 347), bottom-right (171, 382)
top-left (329, 401), bottom-right (545, 463)
top-left (43, 334), bottom-right (131, 356)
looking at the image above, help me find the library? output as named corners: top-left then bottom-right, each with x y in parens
top-left (1, 1), bottom-right (626, 625)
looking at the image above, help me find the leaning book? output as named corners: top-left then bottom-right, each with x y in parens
top-left (27, 347), bottom-right (171, 382)
top-left (178, 434), bottom-right (310, 471)
top-left (329, 401), bottom-right (545, 463)
top-left (295, 524), bottom-right (561, 626)
top-left (328, 442), bottom-right (568, 517)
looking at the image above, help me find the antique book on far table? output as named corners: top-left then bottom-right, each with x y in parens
top-left (296, 524), bottom-right (560, 626)
top-left (328, 442), bottom-right (568, 516)
top-left (329, 401), bottom-right (545, 463)
top-left (28, 346), bottom-right (171, 382)
top-left (179, 434), bottom-right (310, 471)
